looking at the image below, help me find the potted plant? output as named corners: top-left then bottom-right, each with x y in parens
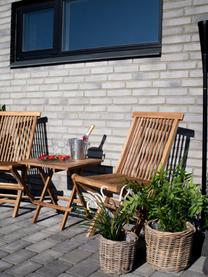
top-left (89, 200), bottom-right (138, 274)
top-left (123, 167), bottom-right (208, 272)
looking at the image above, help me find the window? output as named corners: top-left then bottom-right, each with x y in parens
top-left (22, 8), bottom-right (54, 52)
top-left (11, 0), bottom-right (162, 68)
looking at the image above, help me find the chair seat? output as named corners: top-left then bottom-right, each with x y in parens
top-left (74, 173), bottom-right (149, 194)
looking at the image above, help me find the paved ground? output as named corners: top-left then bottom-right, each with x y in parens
top-left (0, 203), bottom-right (207, 277)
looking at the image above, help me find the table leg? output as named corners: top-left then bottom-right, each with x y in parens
top-left (60, 185), bottom-right (77, 230)
top-left (38, 168), bottom-right (58, 205)
top-left (32, 169), bottom-right (53, 223)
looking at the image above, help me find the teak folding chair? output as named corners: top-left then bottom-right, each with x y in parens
top-left (72, 112), bottom-right (184, 234)
top-left (0, 111), bottom-right (41, 217)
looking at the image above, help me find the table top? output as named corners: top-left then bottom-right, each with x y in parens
top-left (19, 158), bottom-right (101, 171)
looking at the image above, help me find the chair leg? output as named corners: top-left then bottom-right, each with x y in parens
top-left (59, 174), bottom-right (89, 230)
top-left (12, 190), bottom-right (23, 218)
top-left (71, 173), bottom-right (88, 215)
top-left (87, 208), bottom-right (100, 237)
top-left (12, 168), bottom-right (34, 203)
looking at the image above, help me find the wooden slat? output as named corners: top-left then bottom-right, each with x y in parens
top-left (0, 183), bottom-right (24, 190)
top-left (0, 193), bottom-right (27, 198)
top-left (0, 199), bottom-right (16, 204)
top-left (132, 112), bottom-right (184, 120)
top-left (1, 116), bottom-right (11, 161)
top-left (0, 112), bottom-right (41, 116)
top-left (33, 201), bottom-right (72, 212)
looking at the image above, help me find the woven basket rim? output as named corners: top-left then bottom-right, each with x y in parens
top-left (99, 231), bottom-right (138, 244)
top-left (145, 220), bottom-right (196, 236)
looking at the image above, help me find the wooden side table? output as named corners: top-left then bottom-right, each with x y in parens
top-left (19, 158), bottom-right (101, 230)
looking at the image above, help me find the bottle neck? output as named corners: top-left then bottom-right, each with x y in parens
top-left (86, 125), bottom-right (95, 137)
top-left (82, 124), bottom-right (95, 141)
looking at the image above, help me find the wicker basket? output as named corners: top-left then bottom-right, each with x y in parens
top-left (145, 220), bottom-right (196, 272)
top-left (99, 232), bottom-right (138, 274)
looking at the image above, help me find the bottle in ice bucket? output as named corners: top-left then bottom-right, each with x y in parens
top-left (82, 124), bottom-right (95, 142)
top-left (69, 125), bottom-right (95, 160)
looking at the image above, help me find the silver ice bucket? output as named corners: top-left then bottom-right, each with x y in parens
top-left (69, 138), bottom-right (88, 160)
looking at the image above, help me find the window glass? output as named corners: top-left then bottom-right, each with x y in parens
top-left (22, 8), bottom-right (54, 52)
top-left (62, 0), bottom-right (161, 51)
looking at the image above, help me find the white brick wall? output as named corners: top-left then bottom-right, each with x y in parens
top-left (0, 0), bottom-right (207, 190)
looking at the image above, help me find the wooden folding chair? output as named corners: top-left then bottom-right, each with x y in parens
top-left (71, 112), bottom-right (184, 235)
top-left (0, 111), bottom-right (41, 217)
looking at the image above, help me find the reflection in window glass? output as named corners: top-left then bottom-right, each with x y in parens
top-left (62, 0), bottom-right (161, 51)
top-left (22, 8), bottom-right (54, 52)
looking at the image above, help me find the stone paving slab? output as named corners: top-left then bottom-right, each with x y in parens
top-left (31, 249), bottom-right (63, 265)
top-left (90, 271), bottom-right (119, 277)
top-left (78, 237), bottom-right (98, 253)
top-left (36, 260), bottom-right (73, 277)
top-left (58, 273), bottom-right (77, 277)
top-left (189, 257), bottom-right (207, 274)
top-left (51, 239), bottom-right (83, 254)
top-left (181, 272), bottom-right (206, 277)
top-left (0, 273), bottom-right (14, 277)
top-left (151, 272), bottom-right (183, 277)
top-left (2, 240), bottom-right (31, 254)
top-left (26, 239), bottom-right (57, 253)
top-left (3, 249), bottom-right (36, 265)
top-left (132, 262), bottom-right (155, 277)
top-left (23, 230), bottom-right (52, 243)
top-left (27, 273), bottom-right (45, 277)
top-left (0, 260), bottom-right (13, 272)
top-left (0, 250), bottom-right (10, 259)
top-left (2, 229), bottom-right (33, 244)
top-left (60, 248), bottom-right (93, 264)
top-left (5, 261), bottom-right (42, 276)
top-left (0, 239), bottom-right (7, 247)
top-left (0, 223), bottom-right (23, 235)
top-left (67, 256), bottom-right (100, 277)
top-left (0, 204), bottom-right (207, 277)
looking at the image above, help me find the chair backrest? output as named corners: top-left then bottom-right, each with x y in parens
top-left (31, 116), bottom-right (49, 158)
top-left (116, 112), bottom-right (184, 182)
top-left (166, 126), bottom-right (194, 180)
top-left (0, 111), bottom-right (41, 162)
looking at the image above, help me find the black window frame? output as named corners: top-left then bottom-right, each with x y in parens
top-left (11, 0), bottom-right (163, 68)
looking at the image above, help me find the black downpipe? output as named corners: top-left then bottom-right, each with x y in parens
top-left (198, 20), bottom-right (208, 196)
